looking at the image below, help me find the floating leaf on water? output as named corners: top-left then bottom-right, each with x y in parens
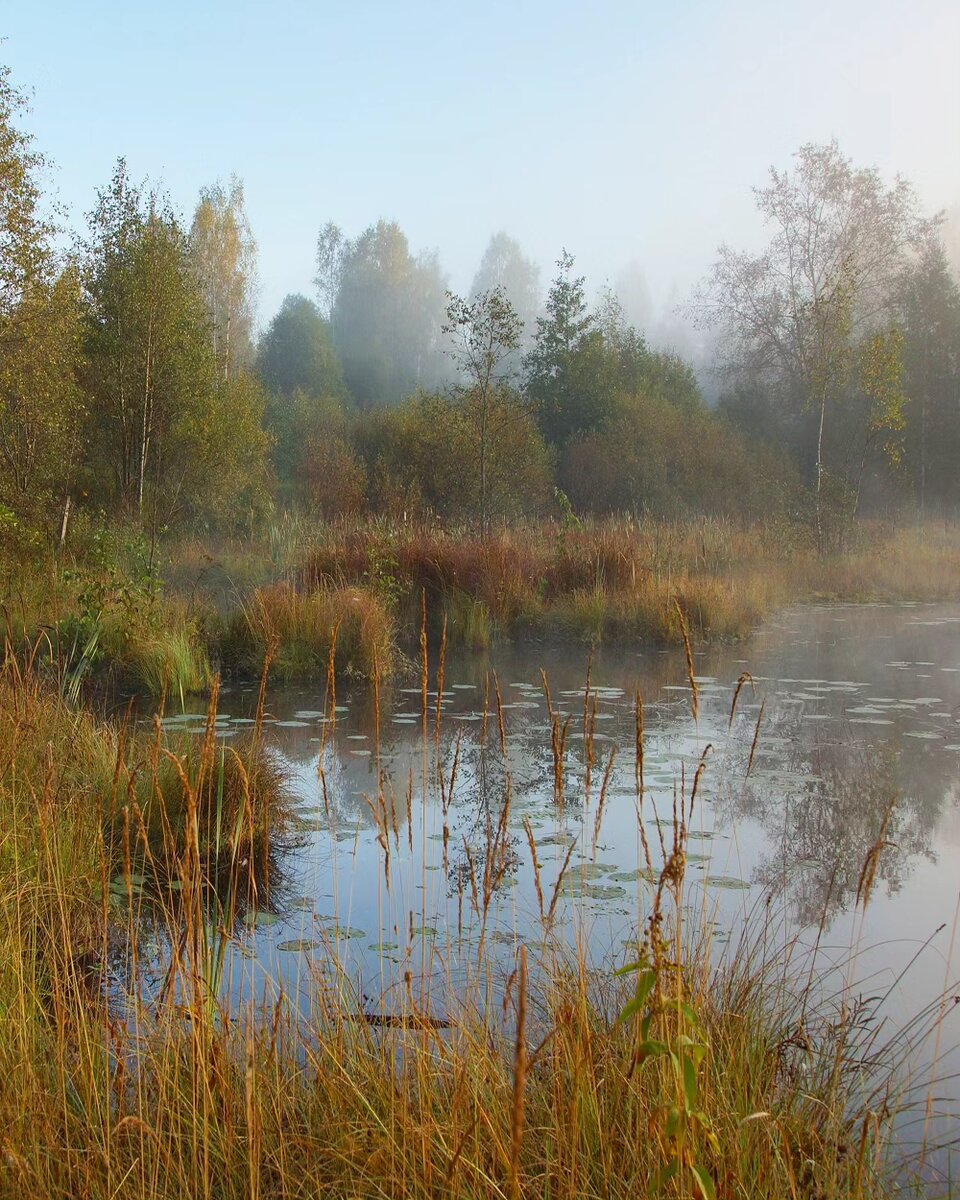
top-left (705, 876), bottom-right (751, 891)
top-left (277, 939), bottom-right (323, 953)
top-left (369, 942), bottom-right (399, 952)
top-left (292, 816), bottom-right (329, 832)
top-left (244, 910), bottom-right (281, 929)
top-left (559, 878), bottom-right (628, 901)
top-left (571, 862), bottom-right (617, 879)
top-left (610, 869), bottom-right (658, 883)
top-left (276, 720), bottom-right (310, 728)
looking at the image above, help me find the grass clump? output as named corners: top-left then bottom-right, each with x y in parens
top-left (289, 516), bottom-right (960, 651)
top-left (0, 640), bottom-right (951, 1199)
top-left (107, 618), bottom-right (212, 701)
top-left (222, 580), bottom-right (395, 680)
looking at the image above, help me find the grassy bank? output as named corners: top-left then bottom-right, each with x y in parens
top-left (0, 651), bottom-right (952, 1198)
top-left (4, 517), bottom-right (960, 693)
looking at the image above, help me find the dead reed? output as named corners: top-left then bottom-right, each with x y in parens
top-left (0, 640), bottom-right (954, 1200)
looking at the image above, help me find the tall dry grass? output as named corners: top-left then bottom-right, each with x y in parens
top-left (220, 580), bottom-right (395, 680)
top-left (0, 636), bottom-right (953, 1199)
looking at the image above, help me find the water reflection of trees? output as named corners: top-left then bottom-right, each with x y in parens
top-left (716, 710), bottom-right (944, 926)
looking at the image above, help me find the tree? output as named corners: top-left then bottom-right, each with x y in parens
top-left (0, 66), bottom-right (85, 536)
top-left (189, 176), bottom-right (257, 380)
top-left (896, 235), bottom-right (960, 515)
top-left (319, 219), bottom-right (449, 407)
top-left (470, 232), bottom-right (540, 354)
top-left (443, 287), bottom-right (524, 538)
top-left (0, 264), bottom-right (85, 531)
top-left (82, 160), bottom-right (267, 532)
top-left (256, 293), bottom-right (342, 400)
top-left (695, 142), bottom-right (929, 547)
top-left (314, 221), bottom-right (344, 320)
top-left (525, 252), bottom-right (618, 444)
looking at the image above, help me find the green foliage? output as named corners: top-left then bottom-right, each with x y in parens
top-left (444, 286), bottom-right (528, 537)
top-left (356, 391), bottom-right (554, 527)
top-left (526, 251), bottom-right (619, 444)
top-left (561, 391), bottom-right (801, 520)
top-left (256, 293), bottom-right (343, 400)
top-left (80, 161), bottom-right (270, 534)
top-left (0, 70), bottom-right (84, 536)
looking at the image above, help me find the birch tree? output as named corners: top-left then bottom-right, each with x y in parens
top-left (696, 141), bottom-right (929, 547)
top-left (444, 286), bottom-right (524, 539)
top-left (189, 177), bottom-right (257, 380)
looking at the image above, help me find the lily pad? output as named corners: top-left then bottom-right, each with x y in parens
top-left (705, 876), bottom-right (751, 891)
top-left (244, 910), bottom-right (281, 929)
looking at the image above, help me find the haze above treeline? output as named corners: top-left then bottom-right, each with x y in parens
top-left (2, 1), bottom-right (960, 545)
top-left (5, 0), bottom-right (959, 348)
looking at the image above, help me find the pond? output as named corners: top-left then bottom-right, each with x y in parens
top-left (144, 601), bottom-right (960, 1150)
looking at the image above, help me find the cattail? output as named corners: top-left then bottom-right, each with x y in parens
top-left (674, 599), bottom-right (699, 724)
top-left (747, 699), bottom-right (765, 777)
top-left (523, 817), bottom-right (545, 922)
top-left (728, 671), bottom-right (754, 729)
top-left (593, 747), bottom-right (616, 854)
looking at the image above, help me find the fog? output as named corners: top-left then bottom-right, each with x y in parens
top-left (5, 0), bottom-right (958, 360)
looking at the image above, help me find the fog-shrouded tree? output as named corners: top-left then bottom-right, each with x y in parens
top-left (256, 293), bottom-right (342, 400)
top-left (189, 176), bottom-right (257, 380)
top-left (316, 219), bottom-right (449, 407)
top-left (314, 220), bottom-right (345, 320)
top-left (470, 232), bottom-right (540, 351)
top-left (695, 141), bottom-right (930, 546)
top-left (596, 287), bottom-right (704, 413)
top-left (256, 293), bottom-right (346, 501)
top-left (613, 260), bottom-right (654, 334)
top-left (444, 286), bottom-right (526, 538)
top-left (896, 234), bottom-right (960, 515)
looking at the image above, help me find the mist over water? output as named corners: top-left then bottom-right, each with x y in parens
top-left (145, 605), bottom-right (960, 1082)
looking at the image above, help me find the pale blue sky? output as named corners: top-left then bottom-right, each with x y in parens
top-left (4, 0), bottom-right (959, 332)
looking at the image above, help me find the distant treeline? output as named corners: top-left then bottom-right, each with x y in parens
top-left (1, 62), bottom-right (958, 553)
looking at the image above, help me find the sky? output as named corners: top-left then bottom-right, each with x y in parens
top-left (4, 0), bottom-right (959, 337)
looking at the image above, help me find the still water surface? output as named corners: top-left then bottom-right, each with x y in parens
top-left (150, 602), bottom-right (960, 1140)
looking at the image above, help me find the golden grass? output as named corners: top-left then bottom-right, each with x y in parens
top-left (222, 580), bottom-right (396, 681)
top-left (0, 647), bottom-right (951, 1199)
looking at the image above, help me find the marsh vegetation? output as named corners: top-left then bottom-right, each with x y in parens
top-left (0, 43), bottom-right (959, 1200)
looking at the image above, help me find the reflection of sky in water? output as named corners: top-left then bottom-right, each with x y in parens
top-left (147, 602), bottom-right (960, 1150)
